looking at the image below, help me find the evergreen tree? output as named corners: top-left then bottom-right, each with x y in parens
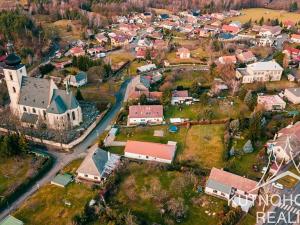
top-left (76, 89), bottom-right (84, 101)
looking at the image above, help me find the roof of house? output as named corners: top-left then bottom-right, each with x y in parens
top-left (177, 47), bottom-right (190, 54)
top-left (125, 140), bottom-right (176, 161)
top-left (285, 87), bottom-right (300, 97)
top-left (247, 60), bottom-right (283, 71)
top-left (219, 55), bottom-right (237, 64)
top-left (208, 167), bottom-right (258, 193)
top-left (206, 179), bottom-right (232, 195)
top-left (236, 51), bottom-right (256, 62)
top-left (257, 95), bottom-right (285, 105)
top-left (291, 34), bottom-right (300, 39)
top-left (0, 215), bottom-right (23, 225)
top-left (222, 24), bottom-right (239, 33)
top-left (51, 174), bottom-right (73, 187)
top-left (172, 90), bottom-right (189, 98)
top-left (128, 105), bottom-right (163, 118)
top-left (260, 25), bottom-right (282, 34)
top-left (77, 148), bottom-right (120, 178)
top-left (46, 89), bottom-right (79, 114)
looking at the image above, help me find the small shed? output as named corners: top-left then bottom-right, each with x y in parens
top-left (51, 174), bottom-right (73, 188)
top-left (0, 215), bottom-right (23, 225)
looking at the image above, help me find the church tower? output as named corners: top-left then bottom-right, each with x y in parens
top-left (3, 42), bottom-right (27, 113)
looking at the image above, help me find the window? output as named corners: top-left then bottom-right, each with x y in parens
top-left (33, 108), bottom-right (36, 113)
top-left (72, 111), bottom-right (75, 120)
top-left (12, 87), bottom-right (16, 93)
top-left (84, 174), bottom-right (88, 177)
top-left (213, 190), bottom-right (217, 193)
top-left (94, 176), bottom-right (98, 180)
top-left (43, 111), bottom-right (46, 120)
top-left (23, 107), bottom-right (27, 112)
top-left (67, 113), bottom-right (70, 121)
top-left (10, 74), bottom-right (13, 81)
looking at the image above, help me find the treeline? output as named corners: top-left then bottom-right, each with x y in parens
top-left (0, 134), bottom-right (29, 157)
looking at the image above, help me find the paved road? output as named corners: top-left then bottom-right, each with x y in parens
top-left (0, 79), bottom-right (130, 220)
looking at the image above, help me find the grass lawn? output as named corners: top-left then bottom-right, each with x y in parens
top-left (164, 98), bottom-right (250, 120)
top-left (115, 125), bottom-right (188, 155)
top-left (108, 162), bottom-right (226, 225)
top-left (173, 70), bottom-right (213, 87)
top-left (107, 50), bottom-right (134, 65)
top-left (179, 125), bottom-right (225, 169)
top-left (226, 8), bottom-right (300, 23)
top-left (128, 61), bottom-right (147, 76)
top-left (166, 52), bottom-right (202, 64)
top-left (238, 214), bottom-right (256, 225)
top-left (103, 146), bottom-right (125, 155)
top-left (14, 159), bottom-right (97, 225)
top-left (0, 154), bottom-right (45, 198)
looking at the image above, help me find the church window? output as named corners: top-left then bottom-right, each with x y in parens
top-left (23, 107), bottom-right (27, 112)
top-left (10, 74), bottom-right (13, 81)
top-left (72, 111), bottom-right (76, 120)
top-left (12, 87), bottom-right (16, 93)
top-left (33, 108), bottom-right (36, 113)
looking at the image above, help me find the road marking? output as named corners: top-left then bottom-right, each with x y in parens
top-left (287, 205), bottom-right (292, 211)
top-left (293, 208), bottom-right (298, 214)
top-left (284, 205), bottom-right (289, 210)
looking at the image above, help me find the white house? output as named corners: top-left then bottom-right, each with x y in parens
top-left (64, 71), bottom-right (87, 87)
top-left (176, 47), bottom-right (190, 59)
top-left (137, 64), bottom-right (157, 73)
top-left (236, 60), bottom-right (283, 84)
top-left (259, 25), bottom-right (282, 37)
top-left (124, 140), bottom-right (177, 164)
top-left (284, 88), bottom-right (300, 104)
top-left (267, 122), bottom-right (300, 163)
top-left (205, 167), bottom-right (258, 212)
top-left (127, 105), bottom-right (163, 126)
top-left (257, 95), bottom-right (286, 111)
top-left (77, 147), bottom-right (121, 183)
top-left (291, 34), bottom-right (300, 44)
top-left (3, 43), bottom-right (82, 130)
top-left (171, 90), bottom-right (192, 105)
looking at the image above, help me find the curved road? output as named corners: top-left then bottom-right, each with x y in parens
top-left (0, 79), bottom-right (130, 220)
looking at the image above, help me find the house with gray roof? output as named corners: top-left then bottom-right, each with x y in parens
top-left (284, 87), bottom-right (300, 104)
top-left (236, 60), bottom-right (283, 84)
top-left (3, 43), bottom-right (83, 130)
top-left (63, 71), bottom-right (87, 87)
top-left (77, 147), bottom-right (121, 183)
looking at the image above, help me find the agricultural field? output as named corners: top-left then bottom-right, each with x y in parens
top-left (14, 159), bottom-right (97, 225)
top-left (179, 124), bottom-right (225, 169)
top-left (107, 162), bottom-right (226, 225)
top-left (226, 8), bottom-right (300, 23)
top-left (0, 154), bottom-right (46, 198)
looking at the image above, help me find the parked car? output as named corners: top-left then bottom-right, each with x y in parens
top-left (272, 182), bottom-right (284, 190)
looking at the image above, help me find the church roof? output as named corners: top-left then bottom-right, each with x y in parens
top-left (18, 77), bottom-right (51, 109)
top-left (5, 53), bottom-right (21, 67)
top-left (46, 89), bottom-right (79, 114)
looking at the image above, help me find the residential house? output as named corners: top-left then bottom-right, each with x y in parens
top-left (171, 90), bottom-right (192, 105)
top-left (127, 105), bottom-right (163, 125)
top-left (291, 34), bottom-right (300, 44)
top-left (282, 47), bottom-right (300, 61)
top-left (284, 88), bottom-right (300, 104)
top-left (236, 60), bottom-right (283, 84)
top-left (87, 47), bottom-right (104, 56)
top-left (257, 95), bottom-right (286, 111)
top-left (177, 47), bottom-right (191, 59)
top-left (217, 55), bottom-right (237, 65)
top-left (203, 25), bottom-right (220, 34)
top-left (111, 35), bottom-right (129, 47)
top-left (258, 36), bottom-right (275, 47)
top-left (153, 39), bottom-right (168, 50)
top-left (137, 38), bottom-right (153, 49)
top-left (0, 215), bottom-right (23, 225)
top-left (124, 140), bottom-right (177, 164)
top-left (236, 51), bottom-right (257, 63)
top-left (95, 33), bottom-right (108, 45)
top-left (222, 25), bottom-right (240, 34)
top-left (205, 167), bottom-right (258, 212)
top-left (137, 64), bottom-right (157, 73)
top-left (77, 147), bottom-right (121, 183)
top-left (259, 25), bottom-right (282, 37)
top-left (64, 71), bottom-right (88, 87)
top-left (267, 122), bottom-right (300, 162)
top-left (283, 20), bottom-right (295, 29)
top-left (69, 47), bottom-right (85, 57)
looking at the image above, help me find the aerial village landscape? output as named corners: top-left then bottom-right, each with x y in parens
top-left (2, 0), bottom-right (300, 225)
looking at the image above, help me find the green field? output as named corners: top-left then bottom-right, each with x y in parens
top-left (0, 154), bottom-right (45, 198)
top-left (108, 162), bottom-right (226, 225)
top-left (180, 124), bottom-right (225, 169)
top-left (14, 159), bottom-right (97, 225)
top-left (227, 8), bottom-right (300, 23)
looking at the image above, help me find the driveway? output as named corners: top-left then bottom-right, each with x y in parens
top-left (0, 78), bottom-right (130, 220)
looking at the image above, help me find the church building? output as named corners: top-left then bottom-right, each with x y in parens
top-left (3, 43), bottom-right (83, 130)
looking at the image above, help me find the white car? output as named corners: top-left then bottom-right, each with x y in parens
top-left (272, 182), bottom-right (284, 190)
top-left (261, 167), bottom-right (268, 174)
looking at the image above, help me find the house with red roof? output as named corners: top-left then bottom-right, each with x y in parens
top-left (257, 95), bottom-right (286, 111)
top-left (205, 167), bottom-right (258, 212)
top-left (127, 105), bottom-right (163, 125)
top-left (176, 47), bottom-right (190, 59)
top-left (236, 51), bottom-right (257, 63)
top-left (291, 34), bottom-right (300, 44)
top-left (217, 55), bottom-right (237, 65)
top-left (171, 90), bottom-right (192, 105)
top-left (283, 20), bottom-right (295, 29)
top-left (267, 122), bottom-right (300, 162)
top-left (124, 140), bottom-right (177, 163)
top-left (69, 47), bottom-right (85, 57)
top-left (283, 47), bottom-right (300, 61)
top-left (221, 24), bottom-right (240, 34)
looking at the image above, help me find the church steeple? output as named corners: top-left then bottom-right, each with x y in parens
top-left (5, 42), bottom-right (21, 67)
